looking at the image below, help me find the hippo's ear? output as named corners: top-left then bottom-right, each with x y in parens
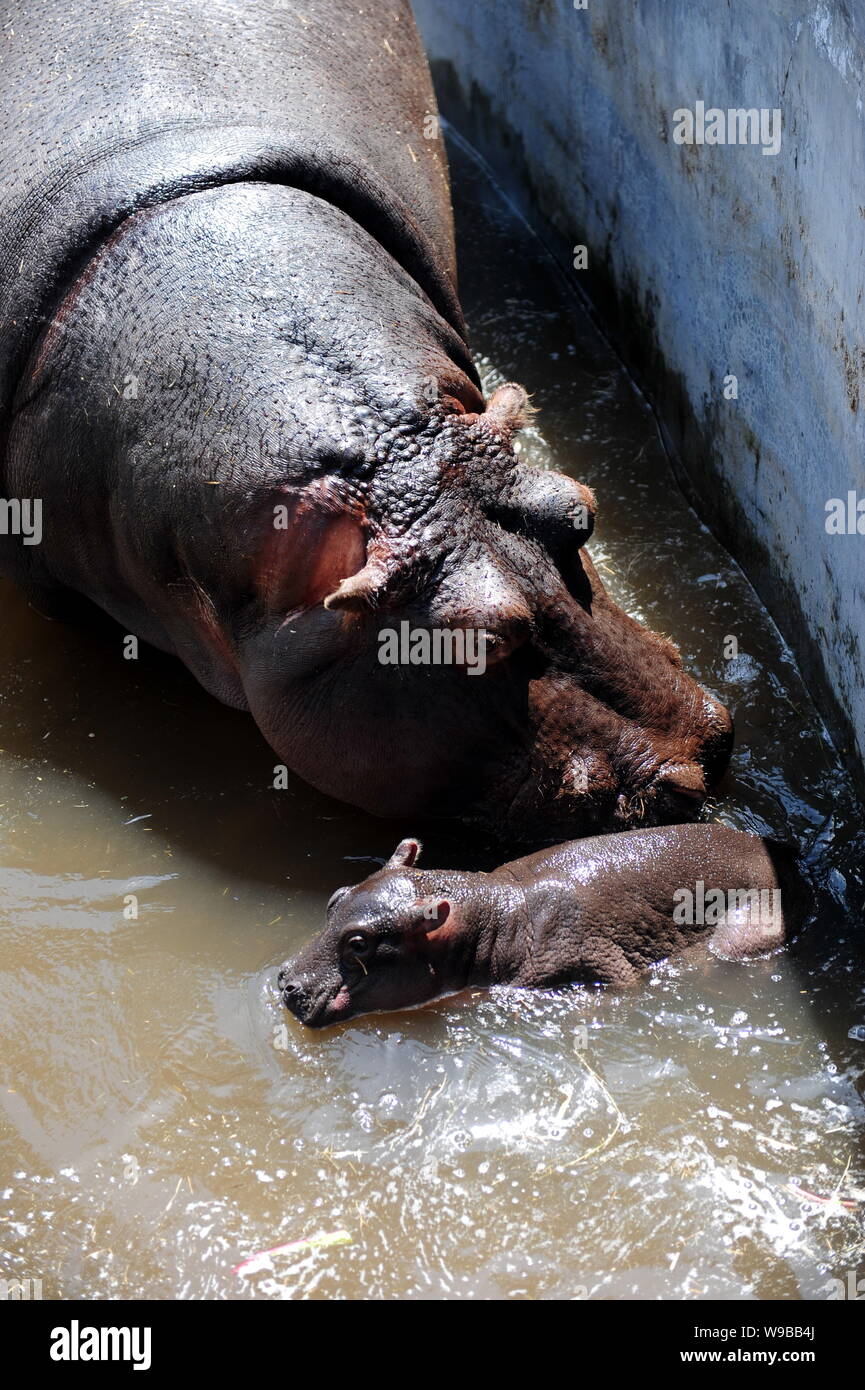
top-left (323, 556), bottom-right (389, 613)
top-left (480, 383), bottom-right (534, 436)
top-left (386, 838), bottom-right (422, 868)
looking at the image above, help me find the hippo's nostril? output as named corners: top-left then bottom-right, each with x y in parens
top-left (649, 762), bottom-right (708, 824)
top-left (277, 967), bottom-right (288, 991)
top-left (656, 761), bottom-right (706, 800)
top-left (280, 977), bottom-right (311, 1019)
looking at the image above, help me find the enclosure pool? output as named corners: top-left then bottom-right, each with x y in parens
top-left (0, 133), bottom-right (863, 1301)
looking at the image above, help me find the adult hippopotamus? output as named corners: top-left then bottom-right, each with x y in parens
top-left (0, 0), bottom-right (731, 839)
top-left (278, 829), bottom-right (809, 1026)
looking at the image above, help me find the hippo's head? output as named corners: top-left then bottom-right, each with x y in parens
top-left (278, 838), bottom-right (464, 1027)
top-left (234, 371), bottom-right (732, 842)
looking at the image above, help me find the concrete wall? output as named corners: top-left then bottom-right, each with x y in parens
top-left (413, 0), bottom-right (865, 779)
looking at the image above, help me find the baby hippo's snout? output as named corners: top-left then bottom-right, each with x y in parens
top-left (277, 955), bottom-right (357, 1029)
top-left (278, 825), bottom-right (810, 1028)
top-left (277, 970), bottom-right (311, 1021)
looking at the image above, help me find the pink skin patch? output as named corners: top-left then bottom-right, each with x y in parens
top-left (328, 985), bottom-right (353, 1016)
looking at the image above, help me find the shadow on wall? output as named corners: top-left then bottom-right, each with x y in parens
top-left (413, 0), bottom-right (865, 792)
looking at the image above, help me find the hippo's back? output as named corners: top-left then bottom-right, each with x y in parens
top-left (0, 0), bottom-right (461, 438)
top-left (508, 822), bottom-right (811, 933)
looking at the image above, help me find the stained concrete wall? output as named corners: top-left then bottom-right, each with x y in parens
top-left (413, 0), bottom-right (865, 778)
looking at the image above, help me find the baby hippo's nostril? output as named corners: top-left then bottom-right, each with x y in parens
top-left (279, 975), bottom-right (311, 1018)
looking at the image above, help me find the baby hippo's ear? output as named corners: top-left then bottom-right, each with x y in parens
top-left (411, 897), bottom-right (452, 936)
top-left (386, 838), bottom-right (422, 868)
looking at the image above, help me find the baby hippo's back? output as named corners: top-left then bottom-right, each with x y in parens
top-left (501, 824), bottom-right (808, 988)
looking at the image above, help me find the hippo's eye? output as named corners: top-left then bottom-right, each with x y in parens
top-left (326, 886), bottom-right (351, 915)
top-left (342, 931), bottom-right (375, 961)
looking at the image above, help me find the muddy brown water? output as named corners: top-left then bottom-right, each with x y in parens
top-left (1, 134), bottom-right (864, 1302)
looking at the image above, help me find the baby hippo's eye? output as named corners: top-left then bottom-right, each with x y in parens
top-left (341, 931), bottom-right (375, 960)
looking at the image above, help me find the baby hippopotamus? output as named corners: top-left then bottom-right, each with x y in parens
top-left (278, 825), bottom-right (808, 1027)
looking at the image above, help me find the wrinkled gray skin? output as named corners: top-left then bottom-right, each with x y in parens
top-left (279, 830), bottom-right (808, 1026)
top-left (0, 0), bottom-right (732, 840)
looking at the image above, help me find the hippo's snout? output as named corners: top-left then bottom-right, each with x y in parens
top-left (278, 971), bottom-right (312, 1022)
top-left (278, 957), bottom-right (355, 1027)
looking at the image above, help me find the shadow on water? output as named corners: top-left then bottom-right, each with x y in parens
top-left (0, 131), bottom-right (862, 1300)
top-left (0, 579), bottom-right (484, 882)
